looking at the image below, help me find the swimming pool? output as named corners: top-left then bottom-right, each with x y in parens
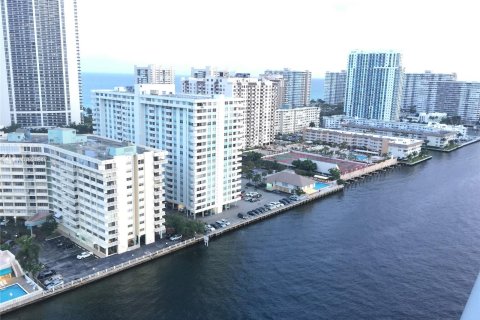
top-left (314, 182), bottom-right (329, 190)
top-left (354, 154), bottom-right (368, 161)
top-left (0, 284), bottom-right (27, 303)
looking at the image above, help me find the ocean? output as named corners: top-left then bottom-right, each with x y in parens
top-left (81, 73), bottom-right (324, 108)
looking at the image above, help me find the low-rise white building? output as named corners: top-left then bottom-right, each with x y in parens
top-left (418, 112), bottom-right (448, 123)
top-left (265, 171), bottom-right (316, 194)
top-left (275, 106), bottom-right (321, 134)
top-left (0, 129), bottom-right (166, 257)
top-left (322, 115), bottom-right (464, 148)
top-left (303, 128), bottom-right (423, 159)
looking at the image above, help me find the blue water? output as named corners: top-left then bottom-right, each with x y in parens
top-left (81, 73), bottom-right (324, 108)
top-left (81, 73), bottom-right (134, 109)
top-left (0, 284), bottom-right (27, 303)
top-left (0, 267), bottom-right (12, 276)
top-left (314, 181), bottom-right (329, 190)
top-left (355, 154), bottom-right (369, 161)
top-left (3, 146), bottom-right (480, 319)
top-left (311, 78), bottom-right (324, 100)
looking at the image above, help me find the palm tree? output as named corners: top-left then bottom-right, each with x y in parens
top-left (253, 174), bottom-right (262, 186)
top-left (245, 170), bottom-right (253, 182)
top-left (15, 236), bottom-right (41, 274)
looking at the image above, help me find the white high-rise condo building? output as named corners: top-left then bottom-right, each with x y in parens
top-left (324, 71), bottom-right (346, 105)
top-left (0, 128), bottom-right (166, 257)
top-left (402, 71), bottom-right (457, 113)
top-left (262, 69), bottom-right (312, 107)
top-left (134, 65), bottom-right (175, 84)
top-left (190, 66), bottom-right (229, 79)
top-left (182, 69), bottom-right (276, 147)
top-left (344, 51), bottom-right (403, 121)
top-left (0, 0), bottom-right (82, 128)
top-left (93, 86), bottom-right (245, 217)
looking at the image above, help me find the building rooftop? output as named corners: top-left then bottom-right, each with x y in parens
top-left (94, 86), bottom-right (241, 102)
top-left (265, 171), bottom-right (315, 187)
top-left (0, 131), bottom-right (151, 161)
top-left (342, 123), bottom-right (456, 138)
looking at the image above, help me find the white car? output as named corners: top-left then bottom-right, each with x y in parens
top-left (44, 274), bottom-right (63, 286)
top-left (220, 219), bottom-right (230, 226)
top-left (46, 279), bottom-right (64, 290)
top-left (76, 251), bottom-right (93, 260)
top-left (169, 234), bottom-right (183, 241)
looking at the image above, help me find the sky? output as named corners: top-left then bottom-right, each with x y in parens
top-left (79, 0), bottom-right (480, 80)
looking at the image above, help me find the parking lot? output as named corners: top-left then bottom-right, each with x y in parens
top-left (200, 180), bottom-right (290, 227)
top-left (37, 235), bottom-right (191, 285)
top-left (35, 181), bottom-right (296, 287)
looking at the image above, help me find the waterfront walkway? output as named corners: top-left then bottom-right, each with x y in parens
top-left (0, 185), bottom-right (343, 315)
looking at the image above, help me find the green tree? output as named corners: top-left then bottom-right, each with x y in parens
top-left (243, 151), bottom-right (263, 162)
top-left (2, 122), bottom-right (22, 133)
top-left (40, 215), bottom-right (58, 236)
top-left (292, 159), bottom-right (317, 172)
top-left (245, 170), bottom-right (254, 182)
top-left (328, 168), bottom-right (341, 180)
top-left (68, 122), bottom-right (93, 134)
top-left (164, 214), bottom-right (204, 238)
top-left (15, 236), bottom-right (41, 274)
top-left (295, 187), bottom-right (305, 195)
top-left (252, 173), bottom-right (262, 185)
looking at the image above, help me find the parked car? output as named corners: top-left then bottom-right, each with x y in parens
top-left (0, 219), bottom-right (8, 226)
top-left (237, 213), bottom-right (245, 219)
top-left (204, 224), bottom-right (215, 232)
top-left (289, 195), bottom-right (299, 201)
top-left (38, 269), bottom-right (56, 281)
top-left (76, 251), bottom-right (93, 260)
top-left (43, 274), bottom-right (63, 287)
top-left (169, 234), bottom-right (183, 241)
top-left (221, 219), bottom-right (231, 226)
top-left (64, 242), bottom-right (75, 249)
top-left (46, 279), bottom-right (64, 290)
top-left (247, 211), bottom-right (255, 216)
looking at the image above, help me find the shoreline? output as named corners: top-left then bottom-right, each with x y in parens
top-left (0, 185), bottom-right (343, 315)
top-left (2, 139), bottom-right (478, 315)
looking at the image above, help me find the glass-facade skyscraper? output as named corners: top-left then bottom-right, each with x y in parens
top-left (0, 0), bottom-right (82, 128)
top-left (344, 51), bottom-right (403, 121)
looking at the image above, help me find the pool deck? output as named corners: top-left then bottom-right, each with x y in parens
top-left (1, 277), bottom-right (37, 295)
